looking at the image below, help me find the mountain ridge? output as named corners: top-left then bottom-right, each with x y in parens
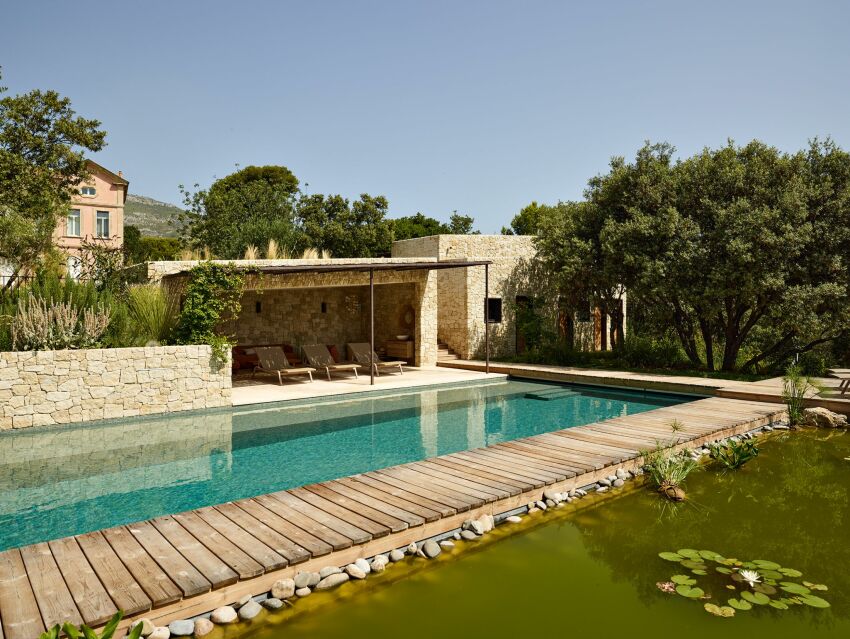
top-left (124, 194), bottom-right (182, 237)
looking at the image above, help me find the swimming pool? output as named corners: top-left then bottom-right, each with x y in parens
top-left (0, 378), bottom-right (687, 550)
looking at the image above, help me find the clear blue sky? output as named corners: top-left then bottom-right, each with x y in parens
top-left (3, 0), bottom-right (848, 232)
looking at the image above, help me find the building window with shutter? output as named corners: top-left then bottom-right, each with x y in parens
top-left (95, 211), bottom-right (110, 237)
top-left (67, 209), bottom-right (81, 236)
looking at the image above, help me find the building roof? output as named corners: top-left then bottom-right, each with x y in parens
top-left (158, 258), bottom-right (491, 279)
top-left (86, 159), bottom-right (129, 202)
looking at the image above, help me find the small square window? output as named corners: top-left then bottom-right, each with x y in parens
top-left (96, 211), bottom-right (110, 238)
top-left (485, 298), bottom-right (502, 324)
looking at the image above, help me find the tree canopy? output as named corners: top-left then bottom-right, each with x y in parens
top-left (502, 201), bottom-right (546, 235)
top-left (0, 70), bottom-right (106, 287)
top-left (392, 211), bottom-right (479, 241)
top-left (178, 165), bottom-right (301, 259)
top-left (536, 139), bottom-right (850, 371)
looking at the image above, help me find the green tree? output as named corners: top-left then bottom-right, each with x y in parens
top-left (538, 139), bottom-right (850, 371)
top-left (502, 201), bottom-right (546, 235)
top-left (447, 212), bottom-right (478, 235)
top-left (295, 193), bottom-right (393, 257)
top-left (178, 165), bottom-right (300, 259)
top-left (392, 211), bottom-right (479, 240)
top-left (0, 70), bottom-right (106, 288)
top-left (392, 213), bottom-right (448, 240)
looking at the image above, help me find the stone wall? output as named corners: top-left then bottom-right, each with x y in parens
top-left (393, 235), bottom-right (537, 359)
top-left (0, 346), bottom-right (232, 430)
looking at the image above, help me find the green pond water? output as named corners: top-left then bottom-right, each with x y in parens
top-left (231, 429), bottom-right (850, 639)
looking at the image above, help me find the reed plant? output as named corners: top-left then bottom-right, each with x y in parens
top-left (126, 284), bottom-right (178, 346)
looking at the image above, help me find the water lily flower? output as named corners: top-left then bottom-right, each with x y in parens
top-left (740, 570), bottom-right (761, 588)
top-left (656, 581), bottom-right (676, 593)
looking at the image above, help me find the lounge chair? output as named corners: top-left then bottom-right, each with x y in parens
top-left (829, 368), bottom-right (850, 395)
top-left (253, 346), bottom-right (316, 384)
top-left (348, 342), bottom-right (405, 376)
top-left (301, 344), bottom-right (361, 381)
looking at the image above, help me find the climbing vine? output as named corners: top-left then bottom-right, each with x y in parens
top-left (173, 262), bottom-right (245, 367)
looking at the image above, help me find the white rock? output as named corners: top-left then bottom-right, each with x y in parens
top-left (319, 566), bottom-right (342, 579)
top-left (210, 606), bottom-right (237, 624)
top-left (238, 600), bottom-right (262, 620)
top-left (315, 572), bottom-right (349, 590)
top-left (354, 557), bottom-right (371, 574)
top-left (389, 549), bottom-right (405, 562)
top-left (295, 587), bottom-right (311, 597)
top-left (130, 619), bottom-right (154, 637)
top-left (506, 515), bottom-right (522, 523)
top-left (149, 628), bottom-right (169, 639)
top-left (271, 578), bottom-right (295, 599)
top-left (345, 563), bottom-right (367, 579)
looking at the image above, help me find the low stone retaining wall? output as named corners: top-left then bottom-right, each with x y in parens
top-left (0, 346), bottom-right (232, 429)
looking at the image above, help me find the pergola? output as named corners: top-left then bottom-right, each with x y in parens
top-left (163, 259), bottom-right (493, 385)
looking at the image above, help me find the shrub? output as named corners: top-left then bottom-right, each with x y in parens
top-left (782, 363), bottom-right (816, 426)
top-left (127, 284), bottom-right (178, 345)
top-left (642, 446), bottom-right (699, 501)
top-left (10, 293), bottom-right (111, 350)
top-left (796, 349), bottom-right (829, 376)
top-left (620, 333), bottom-right (685, 368)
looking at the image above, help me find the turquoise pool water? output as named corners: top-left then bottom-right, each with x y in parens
top-left (0, 379), bottom-right (686, 550)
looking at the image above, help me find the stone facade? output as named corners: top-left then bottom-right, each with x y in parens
top-left (0, 346), bottom-right (231, 430)
top-left (393, 235), bottom-right (537, 359)
top-left (156, 262), bottom-right (439, 367)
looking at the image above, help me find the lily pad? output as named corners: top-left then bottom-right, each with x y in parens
top-left (672, 575), bottom-right (696, 585)
top-left (760, 570), bottom-right (783, 580)
top-left (779, 568), bottom-right (803, 577)
top-left (677, 548), bottom-right (701, 559)
top-left (715, 566), bottom-right (732, 575)
top-left (753, 583), bottom-right (777, 595)
top-left (769, 600), bottom-right (789, 610)
top-left (780, 582), bottom-right (811, 595)
top-left (692, 569), bottom-right (708, 576)
top-left (803, 581), bottom-right (828, 591)
top-left (676, 584), bottom-right (705, 599)
top-left (728, 598), bottom-right (752, 611)
top-left (699, 550), bottom-right (722, 561)
top-left (681, 560), bottom-right (707, 570)
top-left (741, 591), bottom-right (770, 605)
top-left (659, 552), bottom-right (684, 562)
top-left (799, 595), bottom-right (830, 608)
top-left (753, 560), bottom-right (782, 570)
top-left (704, 603), bottom-right (735, 617)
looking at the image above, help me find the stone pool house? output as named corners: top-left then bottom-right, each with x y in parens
top-left (147, 234), bottom-right (623, 369)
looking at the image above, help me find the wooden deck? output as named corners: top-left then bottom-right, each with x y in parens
top-left (0, 396), bottom-right (784, 639)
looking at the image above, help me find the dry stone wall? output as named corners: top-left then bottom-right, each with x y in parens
top-left (0, 345), bottom-right (231, 430)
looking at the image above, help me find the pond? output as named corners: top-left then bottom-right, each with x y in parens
top-left (234, 428), bottom-right (850, 638)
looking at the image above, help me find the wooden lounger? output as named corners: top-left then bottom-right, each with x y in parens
top-left (830, 369), bottom-right (850, 395)
top-left (253, 346), bottom-right (316, 384)
top-left (348, 342), bottom-right (405, 376)
top-left (301, 345), bottom-right (361, 381)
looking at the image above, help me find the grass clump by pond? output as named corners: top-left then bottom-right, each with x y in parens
top-left (641, 420), bottom-right (699, 501)
top-left (709, 439), bottom-right (760, 470)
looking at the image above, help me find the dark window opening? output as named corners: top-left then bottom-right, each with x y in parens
top-left (255, 301), bottom-right (262, 313)
top-left (321, 302), bottom-right (327, 313)
top-left (485, 297), bottom-right (502, 324)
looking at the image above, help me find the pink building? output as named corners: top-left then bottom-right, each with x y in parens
top-left (55, 160), bottom-right (129, 277)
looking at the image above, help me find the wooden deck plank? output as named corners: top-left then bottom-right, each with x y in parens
top-left (252, 494), bottom-right (356, 551)
top-left (101, 527), bottom-right (181, 607)
top-left (321, 479), bottom-right (429, 527)
top-left (335, 476), bottom-right (447, 520)
top-left (48, 537), bottom-right (116, 626)
top-left (170, 512), bottom-right (265, 579)
top-left (302, 484), bottom-right (412, 532)
top-left (287, 487), bottom-right (395, 538)
top-left (233, 498), bottom-right (334, 557)
top-left (266, 491), bottom-right (372, 546)
top-left (19, 543), bottom-right (82, 629)
top-left (214, 503), bottom-right (310, 565)
top-left (125, 521), bottom-right (211, 597)
top-left (194, 507), bottom-right (288, 572)
top-left (150, 517), bottom-right (239, 588)
top-left (0, 549), bottom-right (45, 639)
top-left (76, 531), bottom-right (152, 616)
top-left (359, 471), bottom-right (472, 512)
top-left (408, 461), bottom-right (519, 497)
